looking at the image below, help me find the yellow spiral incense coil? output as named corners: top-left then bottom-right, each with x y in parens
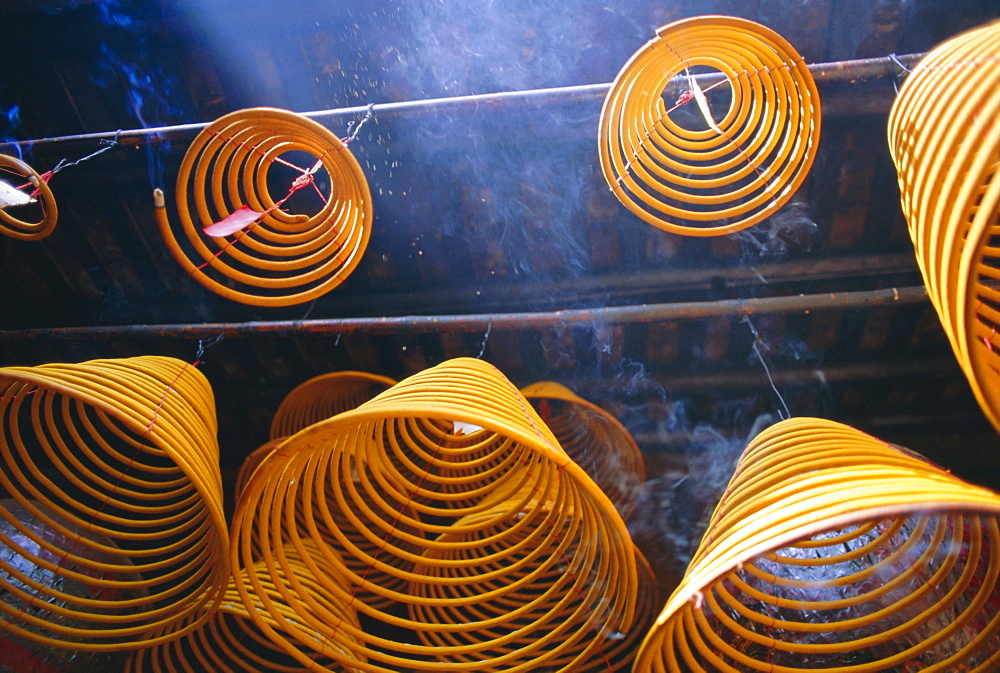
top-left (520, 381), bottom-right (645, 519)
top-left (0, 356), bottom-right (229, 651)
top-left (234, 370), bottom-right (400, 594)
top-left (633, 417), bottom-right (1000, 672)
top-left (127, 541), bottom-right (362, 673)
top-left (888, 20), bottom-right (1000, 432)
top-left (0, 153), bottom-right (57, 240)
top-left (235, 371), bottom-right (397, 497)
top-left (232, 357), bottom-right (642, 672)
top-left (238, 433), bottom-right (426, 612)
top-left (599, 15), bottom-right (820, 236)
top-left (155, 107), bottom-right (372, 307)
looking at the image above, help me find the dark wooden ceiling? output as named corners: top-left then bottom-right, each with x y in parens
top-left (1, 0), bottom-right (998, 530)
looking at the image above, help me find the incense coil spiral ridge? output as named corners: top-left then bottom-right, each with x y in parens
top-left (234, 441), bottom-right (280, 502)
top-left (269, 371), bottom-right (397, 440)
top-left (632, 417), bottom-right (1000, 672)
top-left (235, 371), bottom-right (397, 506)
top-left (520, 381), bottom-right (645, 519)
top-left (0, 356), bottom-right (229, 651)
top-left (888, 20), bottom-right (1000, 432)
top-left (155, 107), bottom-right (372, 307)
top-left (598, 15), bottom-right (820, 236)
top-left (232, 357), bottom-right (644, 672)
top-left (409, 499), bottom-right (660, 672)
top-left (0, 153), bottom-right (57, 240)
top-left (127, 542), bottom-right (362, 673)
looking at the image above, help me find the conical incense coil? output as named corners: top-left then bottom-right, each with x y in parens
top-left (633, 417), bottom-right (1000, 672)
top-left (232, 357), bottom-right (641, 672)
top-left (598, 15), bottom-right (820, 236)
top-left (235, 371), bottom-right (397, 497)
top-left (0, 356), bottom-right (229, 651)
top-left (520, 381), bottom-right (645, 519)
top-left (127, 541), bottom-right (362, 673)
top-left (0, 153), bottom-right (57, 240)
top-left (237, 366), bottom-right (537, 613)
top-left (888, 20), bottom-right (1000, 432)
top-left (155, 107), bottom-right (372, 307)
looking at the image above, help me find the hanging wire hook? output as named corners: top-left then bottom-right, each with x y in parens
top-left (887, 54), bottom-right (911, 95)
top-left (49, 129), bottom-right (121, 176)
top-left (741, 313), bottom-right (791, 420)
top-left (477, 321), bottom-right (492, 359)
top-left (887, 53), bottom-right (912, 73)
top-left (343, 103), bottom-right (375, 145)
top-left (194, 333), bottom-right (225, 365)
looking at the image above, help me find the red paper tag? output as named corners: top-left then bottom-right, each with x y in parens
top-left (203, 205), bottom-right (262, 237)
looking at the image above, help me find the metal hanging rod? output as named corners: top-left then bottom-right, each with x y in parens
top-left (0, 286), bottom-right (928, 342)
top-left (361, 253), bottom-right (922, 316)
top-left (0, 53), bottom-right (923, 156)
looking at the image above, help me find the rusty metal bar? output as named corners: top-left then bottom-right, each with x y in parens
top-left (0, 286), bottom-right (928, 342)
top-left (0, 53), bottom-right (923, 157)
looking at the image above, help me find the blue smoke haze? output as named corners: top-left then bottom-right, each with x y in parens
top-left (88, 2), bottom-right (192, 187)
top-left (0, 104), bottom-right (26, 159)
top-left (5, 1), bottom-right (843, 500)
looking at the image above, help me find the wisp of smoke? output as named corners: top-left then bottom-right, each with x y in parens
top-left (0, 104), bottom-right (26, 160)
top-left (90, 3), bottom-right (192, 188)
top-left (737, 199), bottom-right (820, 261)
top-left (628, 413), bottom-right (779, 594)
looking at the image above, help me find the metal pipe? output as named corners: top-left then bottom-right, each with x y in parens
top-left (653, 356), bottom-right (956, 392)
top-left (0, 53), bottom-right (923, 156)
top-left (0, 286), bottom-right (928, 342)
top-left (381, 253), bottom-right (921, 312)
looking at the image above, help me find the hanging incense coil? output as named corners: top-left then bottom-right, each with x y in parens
top-left (0, 356), bottom-right (229, 652)
top-left (633, 417), bottom-right (1000, 672)
top-left (0, 153), bottom-right (57, 240)
top-left (235, 371), bottom-right (397, 497)
top-left (232, 357), bottom-right (643, 672)
top-left (599, 15), bottom-right (821, 236)
top-left (155, 107), bottom-right (372, 307)
top-left (127, 541), bottom-right (362, 673)
top-left (888, 20), bottom-right (1000, 432)
top-left (520, 381), bottom-right (645, 519)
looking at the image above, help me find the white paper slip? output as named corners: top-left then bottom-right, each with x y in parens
top-left (0, 178), bottom-right (35, 207)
